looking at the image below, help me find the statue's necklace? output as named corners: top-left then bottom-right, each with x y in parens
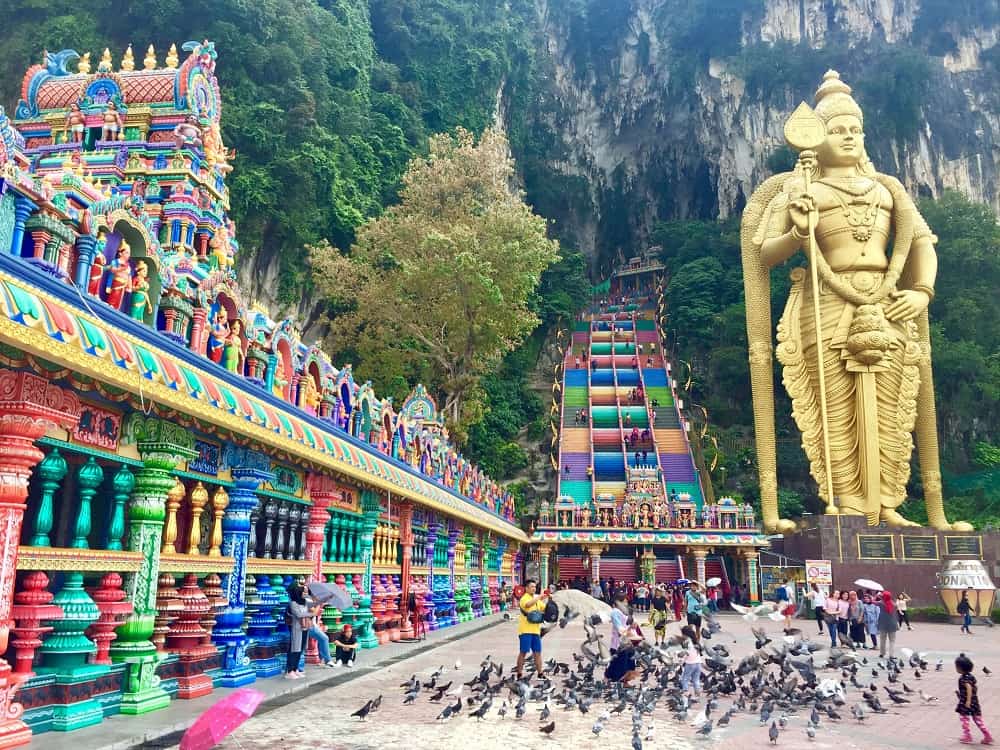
top-left (820, 179), bottom-right (881, 243)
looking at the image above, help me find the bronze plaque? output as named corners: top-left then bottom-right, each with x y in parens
top-left (901, 536), bottom-right (939, 561)
top-left (945, 536), bottom-right (983, 558)
top-left (858, 534), bottom-right (895, 560)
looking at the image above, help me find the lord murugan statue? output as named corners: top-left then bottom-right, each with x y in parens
top-left (742, 70), bottom-right (971, 533)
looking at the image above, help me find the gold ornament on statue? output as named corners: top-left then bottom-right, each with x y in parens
top-left (740, 70), bottom-right (971, 533)
top-left (166, 43), bottom-right (179, 69)
top-left (144, 44), bottom-right (157, 70)
top-left (121, 44), bottom-right (135, 71)
top-left (77, 52), bottom-right (91, 75)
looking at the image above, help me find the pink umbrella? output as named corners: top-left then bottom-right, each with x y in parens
top-left (181, 688), bottom-right (266, 750)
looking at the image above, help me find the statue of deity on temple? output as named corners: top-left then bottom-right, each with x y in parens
top-left (299, 373), bottom-right (321, 414)
top-left (128, 260), bottom-right (153, 321)
top-left (206, 308), bottom-right (229, 363)
top-left (64, 103), bottom-right (85, 144)
top-left (742, 70), bottom-right (971, 533)
top-left (88, 230), bottom-right (107, 297)
top-left (104, 241), bottom-right (132, 310)
top-left (223, 319), bottom-right (244, 373)
top-left (101, 101), bottom-right (123, 141)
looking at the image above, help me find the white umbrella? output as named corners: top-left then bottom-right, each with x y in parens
top-left (550, 588), bottom-right (612, 620)
top-left (854, 578), bottom-right (883, 592)
top-left (706, 577), bottom-right (722, 588)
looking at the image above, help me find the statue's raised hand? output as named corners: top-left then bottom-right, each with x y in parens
top-left (787, 191), bottom-right (816, 237)
top-left (884, 289), bottom-right (930, 322)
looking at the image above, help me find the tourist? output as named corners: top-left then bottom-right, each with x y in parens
top-left (685, 582), bottom-right (706, 643)
top-left (642, 450), bottom-right (648, 464)
top-left (896, 591), bottom-right (912, 630)
top-left (823, 589), bottom-right (840, 647)
top-left (862, 594), bottom-right (879, 650)
top-left (877, 590), bottom-right (899, 658)
top-left (956, 653), bottom-right (993, 745)
top-left (958, 590), bottom-right (974, 635)
top-left (332, 623), bottom-right (359, 667)
top-left (297, 593), bottom-right (337, 670)
top-left (730, 582), bottom-right (741, 607)
top-left (580, 407), bottom-right (588, 422)
top-left (706, 585), bottom-right (718, 613)
top-left (590, 578), bottom-right (603, 600)
top-left (516, 579), bottom-right (549, 679)
top-left (575, 355), bottom-right (581, 368)
top-left (635, 581), bottom-right (649, 612)
top-left (605, 626), bottom-right (642, 685)
top-left (649, 585), bottom-right (670, 645)
top-left (847, 590), bottom-right (865, 648)
top-left (808, 583), bottom-right (826, 635)
top-left (283, 583), bottom-right (312, 679)
top-left (775, 579), bottom-right (793, 630)
top-left (609, 592), bottom-right (630, 652)
top-left (835, 590), bottom-right (851, 646)
top-left (679, 625), bottom-right (703, 699)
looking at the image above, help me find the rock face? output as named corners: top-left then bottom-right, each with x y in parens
top-left (523, 0), bottom-right (1000, 267)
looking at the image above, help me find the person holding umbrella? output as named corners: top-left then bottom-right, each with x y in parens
top-left (284, 583), bottom-right (313, 679)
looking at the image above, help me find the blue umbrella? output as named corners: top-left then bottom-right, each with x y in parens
top-left (675, 578), bottom-right (690, 585)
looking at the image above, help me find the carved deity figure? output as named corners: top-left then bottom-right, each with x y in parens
top-left (102, 101), bottom-right (123, 141)
top-left (104, 242), bottom-right (131, 310)
top-left (742, 70), bottom-right (970, 533)
top-left (65, 103), bottom-right (86, 144)
top-left (300, 374), bottom-right (321, 414)
top-left (128, 260), bottom-right (153, 321)
top-left (206, 308), bottom-right (229, 364)
top-left (88, 231), bottom-right (107, 297)
top-left (223, 319), bottom-right (243, 373)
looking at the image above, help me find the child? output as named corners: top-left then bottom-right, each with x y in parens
top-left (956, 653), bottom-right (992, 745)
top-left (680, 625), bottom-right (702, 699)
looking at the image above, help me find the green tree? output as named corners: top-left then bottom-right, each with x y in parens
top-left (311, 128), bottom-right (559, 430)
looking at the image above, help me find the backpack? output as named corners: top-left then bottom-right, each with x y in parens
top-left (543, 599), bottom-right (559, 623)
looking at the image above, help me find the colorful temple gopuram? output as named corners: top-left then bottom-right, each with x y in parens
top-left (531, 252), bottom-right (768, 599)
top-left (0, 42), bottom-right (525, 742)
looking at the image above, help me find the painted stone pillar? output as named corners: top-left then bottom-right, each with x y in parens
top-left (424, 521), bottom-right (438, 631)
top-left (356, 490), bottom-right (381, 649)
top-left (692, 548), bottom-right (707, 586)
top-left (303, 474), bottom-right (336, 663)
top-left (0, 371), bottom-right (79, 748)
top-left (9, 196), bottom-right (35, 256)
top-left (72, 233), bottom-right (96, 291)
top-left (446, 523), bottom-right (460, 626)
top-left (189, 308), bottom-right (207, 354)
top-left (586, 544), bottom-right (604, 585)
top-left (214, 447), bottom-right (271, 686)
top-left (640, 546), bottom-right (656, 586)
top-left (744, 549), bottom-right (761, 604)
top-left (538, 546), bottom-right (552, 591)
top-left (397, 501), bottom-right (414, 639)
top-left (111, 415), bottom-right (196, 715)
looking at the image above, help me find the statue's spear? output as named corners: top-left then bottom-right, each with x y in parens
top-left (784, 103), bottom-right (837, 515)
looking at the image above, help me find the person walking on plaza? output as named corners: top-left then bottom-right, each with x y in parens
top-left (895, 591), bottom-right (912, 630)
top-left (283, 583), bottom-right (312, 679)
top-left (298, 592), bottom-right (337, 670)
top-left (332, 623), bottom-right (359, 667)
top-left (516, 579), bottom-right (549, 679)
top-left (775, 579), bottom-right (794, 630)
top-left (685, 582), bottom-right (706, 644)
top-left (649, 585), bottom-right (670, 646)
top-left (959, 590), bottom-right (974, 634)
top-left (956, 653), bottom-right (993, 745)
top-left (863, 594), bottom-right (879, 650)
top-left (679, 625), bottom-right (703, 699)
top-left (808, 583), bottom-right (826, 634)
top-left (877, 590), bottom-right (899, 658)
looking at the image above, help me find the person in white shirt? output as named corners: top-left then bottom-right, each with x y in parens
top-left (808, 583), bottom-right (827, 635)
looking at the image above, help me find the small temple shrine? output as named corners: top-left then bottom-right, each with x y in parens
top-left (532, 256), bottom-right (767, 596)
top-left (0, 42), bottom-right (523, 743)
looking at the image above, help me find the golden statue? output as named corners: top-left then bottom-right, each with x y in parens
top-left (741, 70), bottom-right (971, 533)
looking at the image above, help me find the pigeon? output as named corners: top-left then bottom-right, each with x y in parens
top-left (371, 694), bottom-right (382, 712)
top-left (696, 720), bottom-right (713, 737)
top-left (468, 698), bottom-right (492, 721)
top-left (539, 721), bottom-right (555, 736)
top-left (591, 721), bottom-right (604, 736)
top-left (497, 701), bottom-right (508, 719)
top-left (631, 732), bottom-right (643, 750)
top-left (920, 690), bottom-right (939, 703)
top-left (985, 666), bottom-right (993, 676)
top-left (351, 700), bottom-right (373, 721)
top-left (539, 702), bottom-right (551, 721)
top-left (769, 720), bottom-right (780, 744)
top-left (851, 704), bottom-right (866, 722)
top-left (402, 689), bottom-right (419, 705)
top-left (805, 724), bottom-right (816, 740)
top-left (436, 697), bottom-right (462, 721)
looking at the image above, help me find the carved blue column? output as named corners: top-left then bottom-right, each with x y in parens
top-left (446, 522), bottom-right (460, 626)
top-left (10, 195), bottom-right (35, 256)
top-left (73, 233), bottom-right (96, 289)
top-left (214, 446), bottom-right (272, 687)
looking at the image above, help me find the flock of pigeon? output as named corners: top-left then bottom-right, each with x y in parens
top-left (346, 601), bottom-right (971, 747)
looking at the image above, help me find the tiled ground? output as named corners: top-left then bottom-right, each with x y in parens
top-left (159, 613), bottom-right (1000, 750)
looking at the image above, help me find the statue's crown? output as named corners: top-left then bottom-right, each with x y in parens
top-left (814, 70), bottom-right (863, 125)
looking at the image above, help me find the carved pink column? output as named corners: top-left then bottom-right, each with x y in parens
top-left (189, 308), bottom-right (207, 354)
top-left (0, 370), bottom-right (79, 748)
top-left (304, 474), bottom-right (336, 664)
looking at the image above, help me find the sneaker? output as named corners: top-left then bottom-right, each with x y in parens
top-left (284, 672), bottom-right (298, 680)
top-left (345, 663), bottom-right (355, 669)
top-left (326, 660), bottom-right (339, 667)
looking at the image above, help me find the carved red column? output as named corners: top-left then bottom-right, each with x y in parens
top-left (0, 370), bottom-right (79, 748)
top-left (398, 501), bottom-right (414, 639)
top-left (304, 474), bottom-right (336, 664)
top-left (189, 308), bottom-right (207, 354)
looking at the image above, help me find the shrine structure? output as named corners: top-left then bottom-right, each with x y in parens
top-left (0, 43), bottom-right (522, 743)
top-left (533, 255), bottom-right (768, 598)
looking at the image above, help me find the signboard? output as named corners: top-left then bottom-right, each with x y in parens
top-left (805, 559), bottom-right (833, 586)
top-left (945, 536), bottom-right (983, 559)
top-left (858, 534), bottom-right (895, 560)
top-left (901, 536), bottom-right (939, 561)
top-left (71, 403), bottom-right (122, 451)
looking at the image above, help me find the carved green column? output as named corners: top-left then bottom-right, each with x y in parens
top-left (30, 447), bottom-right (67, 547)
top-left (71, 457), bottom-right (103, 549)
top-left (106, 465), bottom-right (135, 551)
top-left (110, 415), bottom-right (196, 715)
top-left (356, 490), bottom-right (380, 649)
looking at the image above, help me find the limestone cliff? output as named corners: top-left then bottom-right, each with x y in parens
top-left (522, 0), bottom-right (1000, 268)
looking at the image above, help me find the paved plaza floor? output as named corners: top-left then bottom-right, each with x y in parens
top-left (33, 612), bottom-right (1000, 749)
